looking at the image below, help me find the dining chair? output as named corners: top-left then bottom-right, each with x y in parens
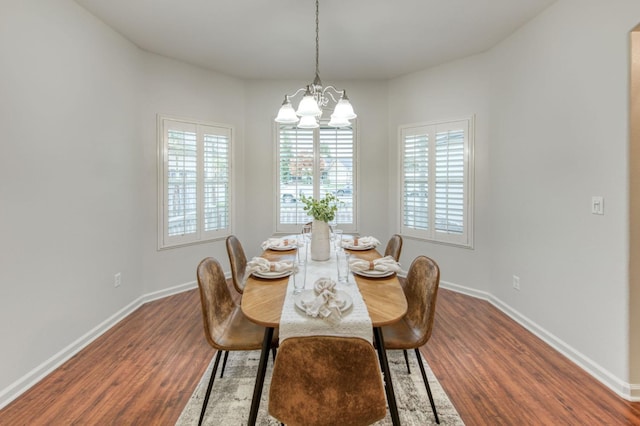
top-left (226, 234), bottom-right (248, 294)
top-left (196, 257), bottom-right (275, 426)
top-left (384, 233), bottom-right (403, 262)
top-left (381, 255), bottom-right (441, 424)
top-left (268, 336), bottom-right (387, 426)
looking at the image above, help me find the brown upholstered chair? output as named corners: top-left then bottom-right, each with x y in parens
top-left (384, 233), bottom-right (403, 261)
top-left (269, 336), bottom-right (387, 426)
top-left (381, 255), bottom-right (441, 424)
top-left (196, 257), bottom-right (271, 426)
top-left (226, 235), bottom-right (248, 294)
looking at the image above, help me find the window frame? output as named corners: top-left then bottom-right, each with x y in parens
top-left (274, 119), bottom-right (359, 234)
top-left (399, 116), bottom-right (474, 248)
top-left (157, 114), bottom-right (233, 250)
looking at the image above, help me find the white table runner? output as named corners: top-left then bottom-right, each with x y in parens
top-left (278, 246), bottom-right (373, 344)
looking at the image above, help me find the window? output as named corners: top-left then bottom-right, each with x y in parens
top-left (158, 115), bottom-right (232, 249)
top-left (276, 121), bottom-right (357, 233)
top-left (400, 117), bottom-right (474, 247)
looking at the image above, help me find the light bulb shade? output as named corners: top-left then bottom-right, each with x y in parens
top-left (328, 114), bottom-right (351, 128)
top-left (275, 102), bottom-right (299, 124)
top-left (296, 94), bottom-right (322, 117)
top-left (298, 115), bottom-right (319, 129)
top-left (332, 98), bottom-right (357, 120)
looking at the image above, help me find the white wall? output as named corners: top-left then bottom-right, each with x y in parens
top-left (138, 52), bottom-right (246, 294)
top-left (387, 54), bottom-right (493, 290)
top-left (0, 0), bottom-right (143, 397)
top-left (389, 0), bottom-right (640, 396)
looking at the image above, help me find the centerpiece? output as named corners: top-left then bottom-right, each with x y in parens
top-left (300, 193), bottom-right (338, 261)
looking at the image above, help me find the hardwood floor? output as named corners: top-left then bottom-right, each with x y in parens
top-left (1, 287), bottom-right (639, 425)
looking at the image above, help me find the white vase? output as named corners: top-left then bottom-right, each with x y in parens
top-left (310, 219), bottom-right (331, 261)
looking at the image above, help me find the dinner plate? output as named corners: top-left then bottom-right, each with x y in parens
top-left (344, 244), bottom-right (374, 251)
top-left (252, 270), bottom-right (292, 279)
top-left (352, 269), bottom-right (395, 278)
top-left (268, 244), bottom-right (297, 251)
top-left (294, 290), bottom-right (353, 313)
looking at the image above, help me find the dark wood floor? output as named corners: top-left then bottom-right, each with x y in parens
top-left (1, 287), bottom-right (639, 425)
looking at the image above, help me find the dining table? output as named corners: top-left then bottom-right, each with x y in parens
top-left (240, 236), bottom-right (408, 425)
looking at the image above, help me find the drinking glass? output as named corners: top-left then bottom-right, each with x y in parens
top-left (293, 261), bottom-right (306, 294)
top-left (296, 234), bottom-right (307, 265)
top-left (336, 251), bottom-right (350, 284)
top-left (333, 229), bottom-right (343, 250)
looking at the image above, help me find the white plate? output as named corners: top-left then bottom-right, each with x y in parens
top-left (344, 244), bottom-right (374, 251)
top-left (352, 269), bottom-right (395, 278)
top-left (268, 245), bottom-right (297, 251)
top-left (294, 290), bottom-right (353, 313)
top-left (253, 270), bottom-right (292, 279)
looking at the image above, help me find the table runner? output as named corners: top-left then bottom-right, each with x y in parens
top-left (278, 247), bottom-right (373, 344)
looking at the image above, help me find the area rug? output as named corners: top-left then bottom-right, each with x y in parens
top-left (176, 349), bottom-right (465, 425)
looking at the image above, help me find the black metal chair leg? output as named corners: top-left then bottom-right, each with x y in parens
top-left (414, 348), bottom-right (439, 424)
top-left (272, 347), bottom-right (277, 362)
top-left (220, 351), bottom-right (230, 378)
top-left (199, 351), bottom-right (223, 426)
top-left (403, 349), bottom-right (411, 374)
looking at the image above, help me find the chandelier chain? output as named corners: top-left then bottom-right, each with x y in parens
top-left (315, 0), bottom-right (320, 79)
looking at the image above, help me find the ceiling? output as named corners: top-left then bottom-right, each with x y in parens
top-left (74, 0), bottom-right (556, 81)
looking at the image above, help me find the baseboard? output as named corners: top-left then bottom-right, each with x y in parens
top-left (3, 277), bottom-right (637, 409)
top-left (0, 280), bottom-right (198, 410)
top-left (440, 280), bottom-right (640, 402)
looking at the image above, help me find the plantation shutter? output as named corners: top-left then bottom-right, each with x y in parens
top-left (402, 130), bottom-right (429, 234)
top-left (160, 117), bottom-right (232, 249)
top-left (320, 126), bottom-right (355, 225)
top-left (400, 118), bottom-right (473, 247)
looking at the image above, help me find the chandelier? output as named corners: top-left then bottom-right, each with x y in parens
top-left (274, 0), bottom-right (356, 129)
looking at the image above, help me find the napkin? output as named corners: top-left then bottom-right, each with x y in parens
top-left (349, 255), bottom-right (401, 273)
top-left (300, 278), bottom-right (345, 325)
top-left (245, 257), bottom-right (296, 280)
top-left (341, 236), bottom-right (381, 248)
top-left (260, 237), bottom-right (295, 250)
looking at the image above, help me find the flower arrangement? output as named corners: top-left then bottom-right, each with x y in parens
top-left (300, 193), bottom-right (338, 223)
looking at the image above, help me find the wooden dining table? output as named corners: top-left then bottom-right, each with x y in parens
top-left (241, 242), bottom-right (408, 425)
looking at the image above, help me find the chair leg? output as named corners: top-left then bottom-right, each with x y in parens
top-left (272, 347), bottom-right (277, 362)
top-left (403, 349), bottom-right (411, 374)
top-left (414, 348), bottom-right (439, 424)
top-left (219, 351), bottom-right (230, 378)
top-left (199, 351), bottom-right (222, 426)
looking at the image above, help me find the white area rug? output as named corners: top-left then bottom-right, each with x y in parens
top-left (176, 349), bottom-right (464, 425)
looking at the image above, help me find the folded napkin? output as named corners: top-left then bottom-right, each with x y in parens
top-left (245, 257), bottom-right (296, 281)
top-left (341, 236), bottom-right (381, 248)
top-left (300, 278), bottom-right (345, 325)
top-left (261, 237), bottom-right (296, 250)
top-left (349, 255), bottom-right (402, 273)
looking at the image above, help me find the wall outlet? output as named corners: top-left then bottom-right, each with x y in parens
top-left (512, 275), bottom-right (520, 291)
top-left (114, 272), bottom-right (122, 288)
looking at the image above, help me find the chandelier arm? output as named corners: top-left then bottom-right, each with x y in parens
top-left (284, 87), bottom-right (308, 102)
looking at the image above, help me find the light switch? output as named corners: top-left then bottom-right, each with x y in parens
top-left (591, 196), bottom-right (604, 215)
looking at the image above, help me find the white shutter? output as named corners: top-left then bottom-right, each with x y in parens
top-left (278, 126), bottom-right (314, 226)
top-left (320, 126), bottom-right (355, 226)
top-left (276, 121), bottom-right (357, 233)
top-left (402, 130), bottom-right (430, 235)
top-left (159, 116), bottom-right (232, 249)
top-left (202, 127), bottom-right (230, 239)
top-left (399, 118), bottom-right (473, 247)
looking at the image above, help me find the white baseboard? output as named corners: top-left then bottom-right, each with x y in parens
top-left (0, 280), bottom-right (198, 410)
top-left (3, 277), bottom-right (637, 409)
top-left (440, 280), bottom-right (640, 402)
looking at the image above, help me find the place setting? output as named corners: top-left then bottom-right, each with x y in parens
top-left (260, 237), bottom-right (298, 251)
top-left (245, 256), bottom-right (297, 280)
top-left (349, 255), bottom-right (402, 278)
top-left (341, 235), bottom-right (381, 251)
